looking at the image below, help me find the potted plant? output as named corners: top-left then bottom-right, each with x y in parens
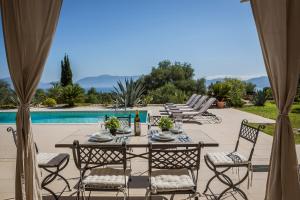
top-left (105, 117), bottom-right (120, 135)
top-left (158, 116), bottom-right (173, 132)
top-left (210, 82), bottom-right (230, 108)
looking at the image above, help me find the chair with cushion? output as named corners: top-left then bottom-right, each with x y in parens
top-left (7, 127), bottom-right (70, 200)
top-left (72, 140), bottom-right (130, 200)
top-left (203, 120), bottom-right (265, 200)
top-left (147, 143), bottom-right (202, 200)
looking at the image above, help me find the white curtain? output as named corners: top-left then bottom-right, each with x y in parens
top-left (0, 0), bottom-right (63, 199)
top-left (250, 0), bottom-right (300, 199)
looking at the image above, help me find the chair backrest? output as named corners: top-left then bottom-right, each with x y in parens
top-left (198, 97), bottom-right (216, 113)
top-left (105, 114), bottom-right (131, 128)
top-left (7, 127), bottom-right (17, 146)
top-left (234, 120), bottom-right (265, 161)
top-left (186, 94), bottom-right (197, 105)
top-left (72, 140), bottom-right (127, 172)
top-left (147, 114), bottom-right (163, 128)
top-left (192, 95), bottom-right (208, 110)
top-left (148, 143), bottom-right (202, 171)
top-left (188, 95), bottom-right (201, 107)
top-left (7, 127), bottom-right (39, 153)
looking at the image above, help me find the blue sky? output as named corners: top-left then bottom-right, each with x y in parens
top-left (0, 0), bottom-right (266, 82)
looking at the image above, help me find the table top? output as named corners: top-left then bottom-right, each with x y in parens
top-left (55, 126), bottom-right (218, 148)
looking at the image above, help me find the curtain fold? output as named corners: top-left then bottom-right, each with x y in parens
top-left (250, 0), bottom-right (300, 199)
top-left (0, 0), bottom-right (62, 199)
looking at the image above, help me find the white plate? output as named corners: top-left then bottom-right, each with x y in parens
top-left (152, 133), bottom-right (175, 141)
top-left (89, 133), bottom-right (113, 142)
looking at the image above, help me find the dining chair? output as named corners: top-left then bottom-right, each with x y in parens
top-left (105, 114), bottom-right (131, 129)
top-left (203, 120), bottom-right (264, 199)
top-left (6, 127), bottom-right (70, 200)
top-left (72, 140), bottom-right (130, 200)
top-left (147, 143), bottom-right (202, 200)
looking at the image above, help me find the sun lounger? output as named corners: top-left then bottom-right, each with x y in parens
top-left (165, 93), bottom-right (197, 107)
top-left (170, 97), bottom-right (220, 123)
top-left (167, 95), bottom-right (208, 114)
top-left (164, 95), bottom-right (201, 110)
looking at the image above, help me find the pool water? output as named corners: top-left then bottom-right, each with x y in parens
top-left (0, 110), bottom-right (148, 124)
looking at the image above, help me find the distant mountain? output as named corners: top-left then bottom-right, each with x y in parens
top-left (1, 75), bottom-right (140, 92)
top-left (246, 76), bottom-right (270, 90)
top-left (1, 74), bottom-right (270, 92)
top-left (76, 74), bottom-right (140, 91)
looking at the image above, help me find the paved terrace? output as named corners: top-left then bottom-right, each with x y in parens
top-left (0, 106), bottom-right (299, 200)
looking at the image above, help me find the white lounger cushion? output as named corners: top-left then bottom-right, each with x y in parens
top-left (150, 169), bottom-right (195, 193)
top-left (207, 152), bottom-right (248, 166)
top-left (37, 153), bottom-right (59, 165)
top-left (83, 167), bottom-right (130, 189)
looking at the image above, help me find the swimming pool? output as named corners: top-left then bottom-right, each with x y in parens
top-left (0, 110), bottom-right (148, 124)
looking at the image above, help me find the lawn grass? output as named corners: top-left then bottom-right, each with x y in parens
top-left (238, 101), bottom-right (300, 144)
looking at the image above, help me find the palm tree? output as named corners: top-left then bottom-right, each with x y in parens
top-left (113, 78), bottom-right (145, 108)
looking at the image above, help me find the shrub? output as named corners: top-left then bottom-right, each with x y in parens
top-left (113, 78), bottom-right (145, 107)
top-left (195, 78), bottom-right (207, 95)
top-left (32, 89), bottom-right (47, 106)
top-left (0, 104), bottom-right (17, 109)
top-left (0, 80), bottom-right (17, 107)
top-left (263, 87), bottom-right (273, 100)
top-left (61, 84), bottom-right (85, 107)
top-left (253, 90), bottom-right (269, 106)
top-left (42, 98), bottom-right (57, 107)
top-left (85, 88), bottom-right (100, 104)
top-left (209, 82), bottom-right (230, 101)
top-left (47, 82), bottom-right (63, 103)
top-left (141, 95), bottom-right (153, 106)
top-left (85, 94), bottom-right (99, 104)
top-left (244, 82), bottom-right (256, 95)
top-left (224, 79), bottom-right (246, 107)
top-left (158, 116), bottom-right (173, 131)
top-left (98, 93), bottom-right (113, 105)
top-left (149, 83), bottom-right (187, 104)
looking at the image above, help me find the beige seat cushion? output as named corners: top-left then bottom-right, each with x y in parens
top-left (207, 152), bottom-right (248, 166)
top-left (83, 167), bottom-right (130, 189)
top-left (150, 169), bottom-right (195, 193)
top-left (37, 153), bottom-right (59, 165)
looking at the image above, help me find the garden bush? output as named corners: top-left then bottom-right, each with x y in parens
top-left (224, 78), bottom-right (246, 107)
top-left (113, 78), bottom-right (145, 107)
top-left (61, 84), bottom-right (85, 107)
top-left (208, 81), bottom-right (230, 101)
top-left (149, 83), bottom-right (187, 104)
top-left (252, 90), bottom-right (269, 106)
top-left (42, 98), bottom-right (57, 107)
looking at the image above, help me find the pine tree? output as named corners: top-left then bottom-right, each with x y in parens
top-left (60, 54), bottom-right (73, 87)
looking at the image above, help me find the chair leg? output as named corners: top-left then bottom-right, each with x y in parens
top-left (215, 168), bottom-right (249, 200)
top-left (87, 191), bottom-right (91, 200)
top-left (203, 156), bottom-right (230, 194)
top-left (170, 194), bottom-right (175, 200)
top-left (204, 156), bottom-right (249, 200)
